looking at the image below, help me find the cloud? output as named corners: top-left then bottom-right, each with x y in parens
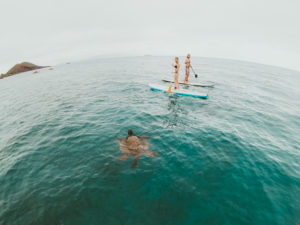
top-left (0, 0), bottom-right (299, 72)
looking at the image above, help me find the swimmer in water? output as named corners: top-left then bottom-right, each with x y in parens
top-left (118, 129), bottom-right (158, 168)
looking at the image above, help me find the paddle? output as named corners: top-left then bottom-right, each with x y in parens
top-left (190, 65), bottom-right (198, 78)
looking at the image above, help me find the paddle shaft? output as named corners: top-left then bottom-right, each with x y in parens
top-left (190, 65), bottom-right (198, 78)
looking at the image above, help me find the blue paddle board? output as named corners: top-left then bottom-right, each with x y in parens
top-left (149, 84), bottom-right (208, 98)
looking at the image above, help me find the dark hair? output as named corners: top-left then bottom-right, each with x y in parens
top-left (128, 129), bottom-right (133, 136)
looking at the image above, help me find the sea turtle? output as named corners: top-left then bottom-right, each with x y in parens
top-left (118, 129), bottom-right (158, 168)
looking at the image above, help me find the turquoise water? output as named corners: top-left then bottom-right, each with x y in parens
top-left (0, 56), bottom-right (300, 225)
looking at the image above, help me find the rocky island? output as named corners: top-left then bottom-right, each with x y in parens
top-left (0, 62), bottom-right (48, 79)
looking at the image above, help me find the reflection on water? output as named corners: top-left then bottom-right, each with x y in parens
top-left (164, 95), bottom-right (188, 128)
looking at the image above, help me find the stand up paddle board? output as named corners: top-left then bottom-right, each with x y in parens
top-left (162, 79), bottom-right (214, 87)
top-left (149, 84), bottom-right (208, 98)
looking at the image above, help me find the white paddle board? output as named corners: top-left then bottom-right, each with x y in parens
top-left (149, 84), bottom-right (208, 98)
top-left (162, 79), bottom-right (214, 87)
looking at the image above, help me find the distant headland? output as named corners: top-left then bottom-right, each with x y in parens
top-left (0, 62), bottom-right (48, 79)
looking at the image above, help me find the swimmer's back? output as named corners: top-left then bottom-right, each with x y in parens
top-left (127, 136), bottom-right (139, 149)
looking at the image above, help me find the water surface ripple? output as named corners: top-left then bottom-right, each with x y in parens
top-left (0, 57), bottom-right (300, 225)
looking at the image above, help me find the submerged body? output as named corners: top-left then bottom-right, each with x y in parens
top-left (118, 129), bottom-right (158, 168)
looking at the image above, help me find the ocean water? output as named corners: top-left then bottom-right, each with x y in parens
top-left (0, 56), bottom-right (299, 225)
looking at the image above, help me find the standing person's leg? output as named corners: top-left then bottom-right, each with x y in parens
top-left (175, 73), bottom-right (180, 89)
top-left (186, 67), bottom-right (190, 82)
top-left (184, 67), bottom-right (189, 83)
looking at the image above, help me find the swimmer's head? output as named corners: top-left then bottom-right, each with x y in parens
top-left (128, 129), bottom-right (134, 136)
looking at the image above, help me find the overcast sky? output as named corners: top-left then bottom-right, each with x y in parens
top-left (0, 0), bottom-right (299, 73)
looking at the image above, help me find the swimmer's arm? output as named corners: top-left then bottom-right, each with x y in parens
top-left (117, 138), bottom-right (126, 142)
top-left (119, 154), bottom-right (129, 160)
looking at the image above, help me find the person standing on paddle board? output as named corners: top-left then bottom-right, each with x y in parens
top-left (184, 54), bottom-right (191, 83)
top-left (172, 57), bottom-right (180, 89)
